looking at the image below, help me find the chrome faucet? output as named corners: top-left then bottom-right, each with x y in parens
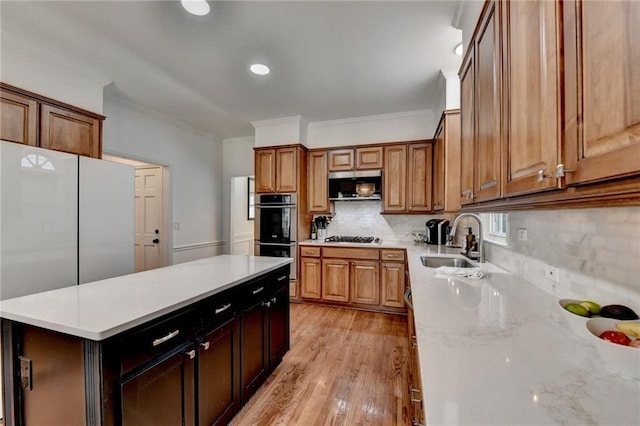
top-left (449, 213), bottom-right (484, 263)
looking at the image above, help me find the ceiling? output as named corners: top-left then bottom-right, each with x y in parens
top-left (1, 1), bottom-right (463, 140)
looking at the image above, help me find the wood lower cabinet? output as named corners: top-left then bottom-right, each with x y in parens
top-left (381, 262), bottom-right (405, 308)
top-left (349, 260), bottom-right (380, 305)
top-left (300, 256), bottom-right (322, 299)
top-left (321, 259), bottom-right (350, 303)
top-left (120, 343), bottom-right (196, 426)
top-left (197, 318), bottom-right (241, 426)
top-left (406, 291), bottom-right (424, 425)
top-left (562, 0), bottom-right (640, 186)
top-left (0, 83), bottom-right (104, 158)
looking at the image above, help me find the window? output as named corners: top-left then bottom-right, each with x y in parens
top-left (481, 212), bottom-right (508, 246)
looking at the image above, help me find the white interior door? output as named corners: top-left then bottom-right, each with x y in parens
top-left (135, 166), bottom-right (164, 271)
top-left (229, 176), bottom-right (255, 255)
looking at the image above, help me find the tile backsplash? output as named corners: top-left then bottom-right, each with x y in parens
top-left (323, 201), bottom-right (640, 306)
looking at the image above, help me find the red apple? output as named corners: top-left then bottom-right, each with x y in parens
top-left (599, 330), bottom-right (631, 346)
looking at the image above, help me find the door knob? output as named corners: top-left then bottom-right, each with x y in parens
top-left (155, 229), bottom-right (160, 234)
top-left (153, 238), bottom-right (160, 244)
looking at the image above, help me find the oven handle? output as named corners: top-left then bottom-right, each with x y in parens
top-left (255, 204), bottom-right (297, 209)
top-left (256, 242), bottom-right (297, 247)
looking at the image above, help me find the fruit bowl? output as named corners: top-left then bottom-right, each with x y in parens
top-left (557, 299), bottom-right (592, 337)
top-left (585, 318), bottom-right (640, 379)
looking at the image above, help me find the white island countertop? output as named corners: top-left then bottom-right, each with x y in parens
top-left (0, 255), bottom-right (291, 341)
top-left (401, 242), bottom-right (640, 426)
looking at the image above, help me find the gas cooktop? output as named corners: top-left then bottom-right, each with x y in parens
top-left (324, 236), bottom-right (381, 244)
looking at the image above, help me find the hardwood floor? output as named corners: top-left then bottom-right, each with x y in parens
top-left (230, 303), bottom-right (411, 426)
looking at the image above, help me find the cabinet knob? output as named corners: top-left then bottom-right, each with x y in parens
top-left (185, 349), bottom-right (196, 360)
top-left (200, 341), bottom-right (210, 351)
top-left (537, 169), bottom-right (553, 182)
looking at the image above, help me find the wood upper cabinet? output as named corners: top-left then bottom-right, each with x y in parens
top-left (383, 145), bottom-right (407, 212)
top-left (562, 0), bottom-right (640, 186)
top-left (328, 149), bottom-right (354, 171)
top-left (459, 51), bottom-right (476, 206)
top-left (355, 146), bottom-right (383, 169)
top-left (308, 150), bottom-right (330, 213)
top-left (0, 89), bottom-right (38, 146)
top-left (474, 0), bottom-right (502, 203)
top-left (502, 0), bottom-right (561, 197)
top-left (328, 146), bottom-right (383, 171)
top-left (255, 147), bottom-right (298, 193)
top-left (406, 143), bottom-right (432, 212)
top-left (1, 84), bottom-right (103, 158)
top-left (349, 260), bottom-right (380, 305)
top-left (433, 110), bottom-right (461, 212)
top-left (40, 104), bottom-right (101, 159)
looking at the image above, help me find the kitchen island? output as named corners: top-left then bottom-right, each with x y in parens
top-left (0, 255), bottom-right (292, 425)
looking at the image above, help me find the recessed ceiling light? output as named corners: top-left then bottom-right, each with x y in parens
top-left (250, 64), bottom-right (270, 76)
top-left (454, 43), bottom-right (463, 56)
top-left (181, 0), bottom-right (210, 16)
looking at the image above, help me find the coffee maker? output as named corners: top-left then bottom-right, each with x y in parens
top-left (425, 219), bottom-right (450, 245)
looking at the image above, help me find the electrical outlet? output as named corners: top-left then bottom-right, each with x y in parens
top-left (545, 265), bottom-right (560, 283)
top-left (517, 228), bottom-right (528, 241)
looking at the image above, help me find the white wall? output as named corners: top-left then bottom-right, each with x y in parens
top-left (230, 177), bottom-right (255, 256)
top-left (0, 30), bottom-right (107, 114)
top-left (455, 0), bottom-right (485, 56)
top-left (222, 136), bottom-right (255, 254)
top-left (252, 116), bottom-right (306, 147)
top-left (103, 88), bottom-right (224, 264)
top-left (306, 110), bottom-right (438, 148)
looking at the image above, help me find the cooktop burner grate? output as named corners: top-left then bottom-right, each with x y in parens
top-left (324, 236), bottom-right (381, 244)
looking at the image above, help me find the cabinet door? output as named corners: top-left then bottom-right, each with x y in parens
top-left (349, 260), bottom-right (380, 305)
top-left (407, 143), bottom-right (432, 212)
top-left (198, 318), bottom-right (241, 426)
top-left (268, 285), bottom-right (290, 368)
top-left (407, 304), bottom-right (424, 425)
top-left (381, 262), bottom-right (405, 308)
top-left (308, 151), bottom-right (330, 213)
top-left (459, 51), bottom-right (476, 206)
top-left (120, 346), bottom-right (195, 426)
top-left (276, 147), bottom-right (297, 192)
top-left (255, 149), bottom-right (276, 193)
top-left (321, 259), bottom-right (350, 303)
top-left (40, 104), bottom-right (101, 158)
top-left (240, 301), bottom-right (268, 401)
top-left (300, 257), bottom-right (322, 299)
top-left (383, 145), bottom-right (407, 212)
top-left (563, 0), bottom-right (640, 185)
top-left (328, 149), bottom-right (354, 171)
top-left (0, 89), bottom-right (38, 146)
top-left (474, 1), bottom-right (502, 203)
top-left (503, 0), bottom-right (561, 196)
top-left (432, 122), bottom-right (445, 211)
top-left (356, 146), bottom-right (383, 169)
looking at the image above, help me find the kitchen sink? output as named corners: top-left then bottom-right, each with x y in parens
top-left (420, 256), bottom-right (475, 268)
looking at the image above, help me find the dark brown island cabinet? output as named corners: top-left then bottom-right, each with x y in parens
top-left (1, 265), bottom-right (290, 426)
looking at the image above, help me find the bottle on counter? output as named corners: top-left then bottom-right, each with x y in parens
top-left (465, 227), bottom-right (474, 253)
top-left (311, 222), bottom-right (318, 240)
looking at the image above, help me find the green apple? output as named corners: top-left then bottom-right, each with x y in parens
top-left (579, 300), bottom-right (602, 316)
top-left (564, 303), bottom-right (589, 317)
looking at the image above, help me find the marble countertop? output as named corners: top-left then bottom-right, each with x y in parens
top-left (402, 242), bottom-right (640, 425)
top-left (0, 255), bottom-right (292, 341)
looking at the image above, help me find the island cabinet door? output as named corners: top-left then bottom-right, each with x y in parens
top-left (267, 284), bottom-right (290, 369)
top-left (240, 299), bottom-right (269, 402)
top-left (119, 343), bottom-right (195, 426)
top-left (197, 317), bottom-right (241, 426)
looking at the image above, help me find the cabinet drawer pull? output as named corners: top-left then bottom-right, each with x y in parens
top-left (185, 349), bottom-right (196, 360)
top-left (152, 329), bottom-right (180, 347)
top-left (277, 275), bottom-right (287, 282)
top-left (387, 254), bottom-right (400, 258)
top-left (215, 303), bottom-right (232, 314)
top-left (200, 341), bottom-right (210, 350)
top-left (252, 286), bottom-right (265, 295)
top-left (271, 297), bottom-right (277, 304)
top-left (303, 250), bottom-right (315, 255)
top-left (263, 301), bottom-right (272, 308)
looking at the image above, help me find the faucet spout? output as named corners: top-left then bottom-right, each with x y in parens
top-left (450, 213), bottom-right (485, 263)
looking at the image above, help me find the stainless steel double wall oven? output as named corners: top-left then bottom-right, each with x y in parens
top-left (254, 194), bottom-right (297, 280)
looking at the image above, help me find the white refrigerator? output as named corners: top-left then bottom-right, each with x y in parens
top-left (0, 141), bottom-right (135, 301)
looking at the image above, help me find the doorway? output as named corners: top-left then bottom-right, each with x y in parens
top-left (229, 176), bottom-right (255, 255)
top-left (103, 155), bottom-right (170, 271)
